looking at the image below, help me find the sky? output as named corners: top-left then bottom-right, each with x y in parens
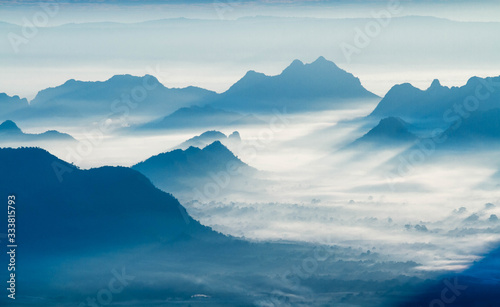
top-left (1, 0), bottom-right (499, 99)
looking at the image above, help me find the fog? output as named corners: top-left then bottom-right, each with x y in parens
top-left (2, 2), bottom-right (500, 304)
top-left (10, 94), bottom-right (499, 278)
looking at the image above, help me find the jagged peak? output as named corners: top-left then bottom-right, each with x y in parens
top-left (428, 79), bottom-right (442, 90)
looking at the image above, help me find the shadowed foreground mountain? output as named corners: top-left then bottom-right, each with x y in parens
top-left (0, 147), bottom-right (219, 251)
top-left (400, 244), bottom-right (500, 306)
top-left (0, 120), bottom-right (76, 144)
top-left (0, 147), bottom-right (435, 306)
top-left (213, 56), bottom-right (379, 113)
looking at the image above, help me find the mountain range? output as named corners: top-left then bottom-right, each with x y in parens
top-left (0, 146), bottom-right (427, 306)
top-left (212, 56), bottom-right (379, 113)
top-left (172, 130), bottom-right (241, 150)
top-left (1, 57), bottom-right (381, 127)
top-left (0, 120), bottom-right (76, 143)
top-left (0, 147), bottom-right (220, 251)
top-left (132, 141), bottom-right (255, 198)
top-left (369, 77), bottom-right (500, 124)
top-left (7, 75), bottom-right (217, 121)
top-left (0, 93), bottom-right (28, 117)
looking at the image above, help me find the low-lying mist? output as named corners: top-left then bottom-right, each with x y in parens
top-left (15, 101), bottom-right (500, 278)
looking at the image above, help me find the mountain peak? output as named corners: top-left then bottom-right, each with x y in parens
top-left (428, 79), bottom-right (442, 90)
top-left (314, 55), bottom-right (327, 62)
top-left (357, 116), bottom-right (417, 144)
top-left (282, 56), bottom-right (340, 74)
top-left (228, 131), bottom-right (241, 141)
top-left (198, 130), bottom-right (227, 139)
top-left (0, 120), bottom-right (21, 132)
top-left (280, 59), bottom-right (305, 74)
top-left (311, 56), bottom-right (335, 66)
top-left (217, 57), bottom-right (379, 112)
top-left (290, 59), bottom-right (304, 67)
top-left (377, 116), bottom-right (409, 129)
top-left (204, 140), bottom-right (227, 151)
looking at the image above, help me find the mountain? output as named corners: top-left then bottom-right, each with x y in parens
top-left (439, 108), bottom-right (500, 147)
top-left (172, 130), bottom-right (241, 150)
top-left (0, 120), bottom-right (76, 143)
top-left (25, 74), bottom-right (217, 119)
top-left (140, 105), bottom-right (262, 130)
top-left (211, 56), bottom-right (379, 113)
top-left (0, 149), bottom-right (438, 307)
top-left (0, 148), bottom-right (426, 306)
top-left (349, 117), bottom-right (418, 148)
top-left (132, 141), bottom-right (255, 198)
top-left (402, 245), bottom-right (500, 306)
top-left (369, 76), bottom-right (500, 123)
top-left (0, 93), bottom-right (29, 119)
top-left (0, 147), bottom-right (219, 252)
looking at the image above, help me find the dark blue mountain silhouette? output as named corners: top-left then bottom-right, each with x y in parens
top-left (212, 56), bottom-right (379, 112)
top-left (27, 74), bottom-right (216, 118)
top-left (440, 108), bottom-right (500, 147)
top-left (400, 243), bottom-right (500, 306)
top-left (0, 148), bottom-right (436, 306)
top-left (0, 120), bottom-right (76, 143)
top-left (0, 147), bottom-right (220, 253)
top-left (349, 117), bottom-right (418, 148)
top-left (133, 141), bottom-right (254, 195)
top-left (172, 130), bottom-right (241, 150)
top-left (370, 76), bottom-right (500, 122)
top-left (140, 105), bottom-right (263, 130)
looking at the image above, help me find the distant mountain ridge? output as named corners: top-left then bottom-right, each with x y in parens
top-left (172, 130), bottom-right (241, 150)
top-left (0, 93), bottom-right (28, 120)
top-left (370, 76), bottom-right (500, 122)
top-left (2, 57), bottom-right (379, 125)
top-left (13, 74), bottom-right (217, 120)
top-left (213, 56), bottom-right (379, 112)
top-left (0, 120), bottom-right (76, 143)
